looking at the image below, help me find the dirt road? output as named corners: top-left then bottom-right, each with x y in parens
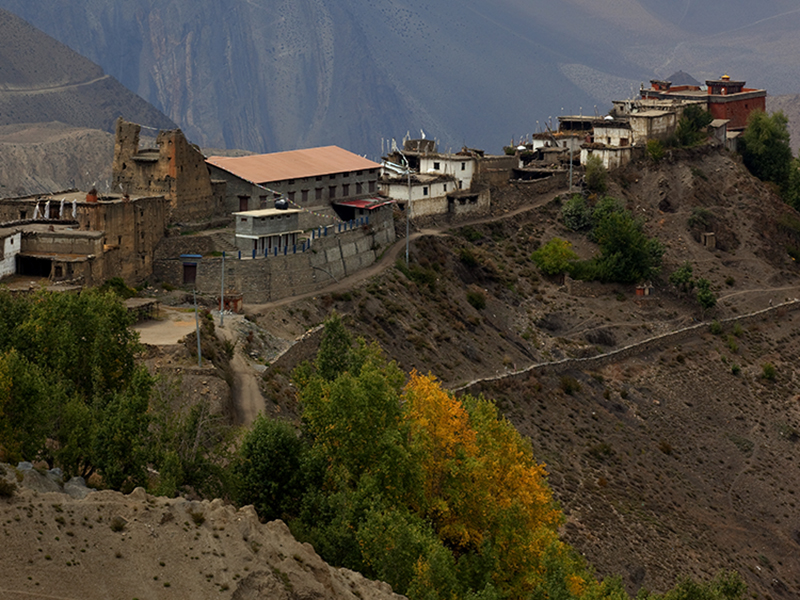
top-left (215, 318), bottom-right (265, 426)
top-left (245, 189), bottom-right (568, 314)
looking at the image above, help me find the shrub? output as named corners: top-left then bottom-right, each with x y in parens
top-left (531, 238), bottom-right (578, 276)
top-left (709, 320), bottom-right (723, 335)
top-left (561, 195), bottom-right (592, 231)
top-left (109, 516), bottom-right (127, 532)
top-left (762, 363), bottom-right (777, 381)
top-left (559, 376), bottom-right (581, 395)
top-left (188, 509), bottom-right (205, 526)
top-left (458, 247), bottom-right (479, 268)
top-left (466, 290), bottom-right (486, 310)
top-left (731, 364), bottom-right (741, 376)
top-left (585, 154), bottom-right (607, 194)
top-left (647, 139), bottom-right (665, 162)
top-left (0, 478), bottom-right (16, 499)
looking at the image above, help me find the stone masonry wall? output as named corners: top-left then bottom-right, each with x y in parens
top-left (153, 219), bottom-right (395, 303)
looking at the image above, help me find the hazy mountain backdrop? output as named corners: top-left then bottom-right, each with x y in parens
top-left (2, 0), bottom-right (800, 156)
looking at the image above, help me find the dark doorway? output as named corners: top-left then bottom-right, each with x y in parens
top-left (17, 255), bottom-right (52, 277)
top-left (183, 263), bottom-right (197, 285)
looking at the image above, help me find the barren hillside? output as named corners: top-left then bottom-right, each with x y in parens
top-left (244, 146), bottom-right (800, 597)
top-left (0, 465), bottom-right (404, 600)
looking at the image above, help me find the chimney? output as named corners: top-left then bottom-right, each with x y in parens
top-left (86, 188), bottom-right (98, 203)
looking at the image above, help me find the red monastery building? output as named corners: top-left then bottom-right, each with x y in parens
top-left (641, 74), bottom-right (766, 130)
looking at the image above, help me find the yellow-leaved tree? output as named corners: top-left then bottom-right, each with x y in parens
top-left (403, 371), bottom-right (573, 598)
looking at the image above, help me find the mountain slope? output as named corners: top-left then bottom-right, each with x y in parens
top-left (2, 1), bottom-right (798, 157)
top-left (246, 147), bottom-right (800, 597)
top-left (0, 8), bottom-right (176, 135)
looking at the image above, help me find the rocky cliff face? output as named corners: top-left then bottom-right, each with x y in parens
top-left (3, 1), bottom-right (800, 157)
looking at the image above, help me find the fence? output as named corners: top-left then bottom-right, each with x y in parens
top-left (232, 216), bottom-right (371, 260)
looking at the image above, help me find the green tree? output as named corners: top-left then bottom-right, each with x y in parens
top-left (592, 210), bottom-right (664, 283)
top-left (562, 195), bottom-right (592, 231)
top-left (315, 312), bottom-right (354, 381)
top-left (740, 110), bottom-right (793, 194)
top-left (674, 104), bottom-right (713, 147)
top-left (92, 367), bottom-right (152, 490)
top-left (696, 278), bottom-right (717, 314)
top-left (585, 154), bottom-right (607, 194)
top-left (647, 139), bottom-right (665, 162)
top-left (669, 262), bottom-right (695, 294)
top-left (532, 238), bottom-right (579, 276)
top-left (235, 415), bottom-right (306, 521)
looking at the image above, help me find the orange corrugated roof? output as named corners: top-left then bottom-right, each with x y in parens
top-left (206, 146), bottom-right (380, 184)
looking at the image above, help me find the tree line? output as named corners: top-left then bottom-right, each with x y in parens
top-left (0, 291), bottom-right (747, 600)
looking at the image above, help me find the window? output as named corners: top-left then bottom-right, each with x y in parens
top-left (316, 188), bottom-right (323, 200)
top-left (288, 179), bottom-right (295, 185)
top-left (433, 161), bottom-right (440, 170)
top-left (461, 162), bottom-right (466, 171)
top-left (19, 210), bottom-right (26, 220)
top-left (342, 183), bottom-right (350, 196)
top-left (369, 181), bottom-right (376, 193)
top-left (356, 170), bottom-right (362, 176)
top-left (288, 191), bottom-right (295, 201)
top-left (240, 217), bottom-right (247, 222)
top-left (329, 186), bottom-right (337, 199)
top-left (302, 189), bottom-right (309, 201)
top-left (356, 182), bottom-right (363, 194)
top-left (316, 176), bottom-right (322, 181)
top-left (329, 174), bottom-right (336, 180)
top-left (423, 186), bottom-right (429, 196)
top-left (443, 183), bottom-right (447, 192)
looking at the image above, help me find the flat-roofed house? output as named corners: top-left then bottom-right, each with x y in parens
top-left (233, 207), bottom-right (303, 254)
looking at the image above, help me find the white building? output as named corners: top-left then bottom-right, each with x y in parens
top-left (233, 208), bottom-right (303, 253)
top-left (0, 229), bottom-right (21, 279)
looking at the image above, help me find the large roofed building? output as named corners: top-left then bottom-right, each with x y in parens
top-left (640, 75), bottom-right (766, 130)
top-left (206, 146), bottom-right (381, 226)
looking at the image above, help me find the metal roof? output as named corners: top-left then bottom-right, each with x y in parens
top-left (206, 146), bottom-right (380, 184)
top-left (232, 208), bottom-right (302, 218)
top-left (336, 198), bottom-right (394, 210)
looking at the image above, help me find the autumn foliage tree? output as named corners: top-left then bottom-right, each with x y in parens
top-left (236, 315), bottom-right (747, 600)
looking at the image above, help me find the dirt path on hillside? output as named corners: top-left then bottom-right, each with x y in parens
top-left (0, 74), bottom-right (111, 95)
top-left (245, 188), bottom-right (568, 314)
top-left (133, 309), bottom-right (266, 427)
top-left (215, 317), bottom-right (265, 427)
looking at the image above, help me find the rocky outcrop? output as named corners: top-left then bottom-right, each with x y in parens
top-left (0, 464), bottom-right (405, 600)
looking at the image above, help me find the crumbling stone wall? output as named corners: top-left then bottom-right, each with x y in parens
top-left (112, 118), bottom-right (223, 223)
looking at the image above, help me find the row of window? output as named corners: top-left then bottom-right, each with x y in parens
top-left (285, 169), bottom-right (378, 185)
top-left (286, 181), bottom-right (376, 202)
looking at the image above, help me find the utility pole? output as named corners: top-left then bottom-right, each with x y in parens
top-left (193, 289), bottom-right (202, 367)
top-left (398, 150), bottom-right (411, 265)
top-left (219, 252), bottom-right (225, 327)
